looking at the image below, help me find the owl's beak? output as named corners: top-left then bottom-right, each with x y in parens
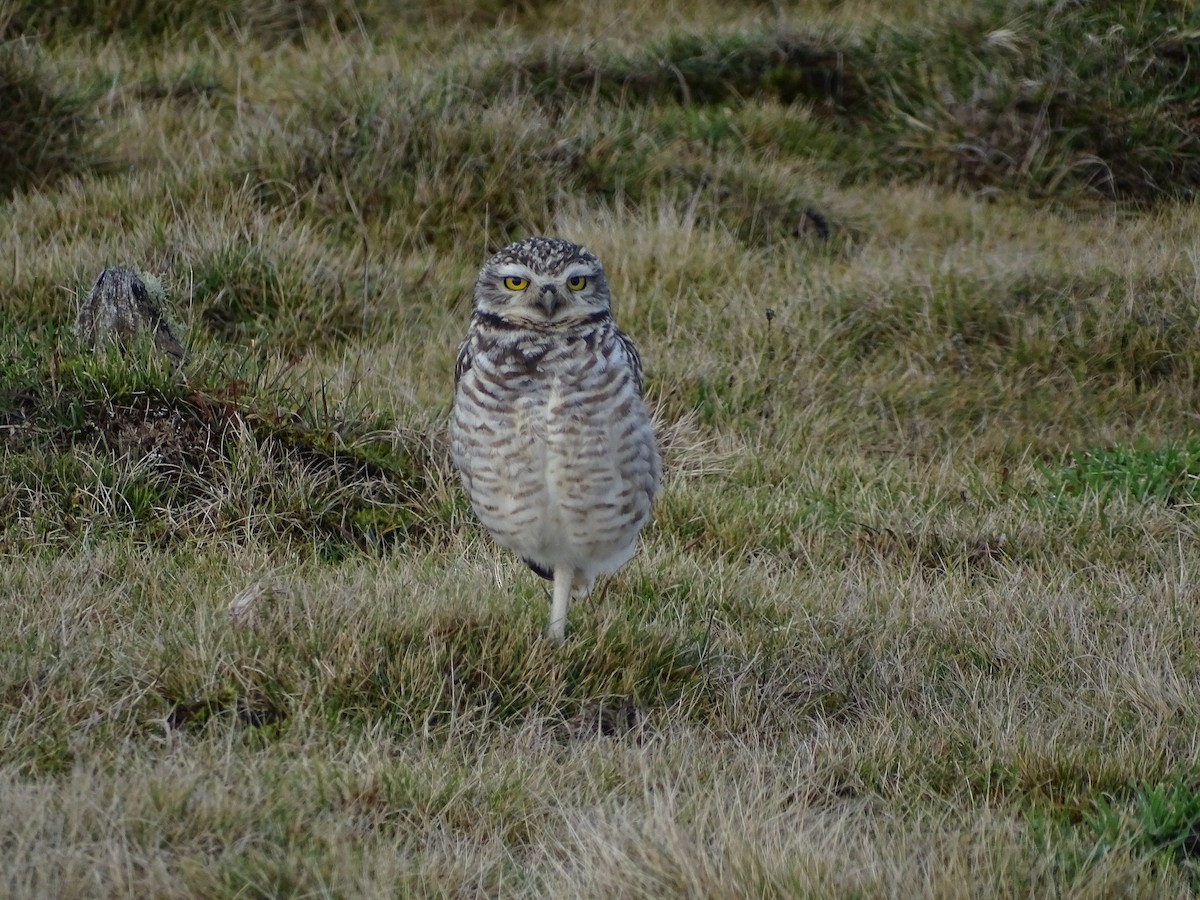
top-left (537, 285), bottom-right (564, 317)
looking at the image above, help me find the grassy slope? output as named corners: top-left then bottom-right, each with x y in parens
top-left (4, 0), bottom-right (1200, 895)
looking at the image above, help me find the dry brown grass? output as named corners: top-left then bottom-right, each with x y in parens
top-left (4, 1), bottom-right (1200, 896)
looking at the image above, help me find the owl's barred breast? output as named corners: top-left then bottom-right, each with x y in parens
top-left (451, 320), bottom-right (659, 579)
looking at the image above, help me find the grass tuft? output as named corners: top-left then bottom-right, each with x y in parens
top-left (191, 238), bottom-right (380, 355)
top-left (0, 337), bottom-right (440, 555)
top-left (0, 39), bottom-right (100, 198)
top-left (868, 0), bottom-right (1200, 201)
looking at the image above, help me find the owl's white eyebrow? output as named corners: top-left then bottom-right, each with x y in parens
top-left (560, 264), bottom-right (595, 280)
top-left (493, 263), bottom-right (533, 278)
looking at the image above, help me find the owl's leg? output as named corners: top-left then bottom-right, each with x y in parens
top-left (547, 567), bottom-right (574, 644)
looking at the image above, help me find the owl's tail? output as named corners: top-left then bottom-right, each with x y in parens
top-left (547, 567), bottom-right (573, 645)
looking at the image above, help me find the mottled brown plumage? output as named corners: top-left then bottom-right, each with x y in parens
top-left (451, 237), bottom-right (660, 642)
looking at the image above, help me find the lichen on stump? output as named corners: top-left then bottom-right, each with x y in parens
top-left (77, 267), bottom-right (185, 361)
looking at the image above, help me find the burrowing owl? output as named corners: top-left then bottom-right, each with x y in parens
top-left (451, 237), bottom-right (661, 642)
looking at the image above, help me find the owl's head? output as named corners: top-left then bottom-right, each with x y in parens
top-left (472, 237), bottom-right (611, 327)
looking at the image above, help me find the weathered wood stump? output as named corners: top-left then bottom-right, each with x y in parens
top-left (76, 267), bottom-right (185, 361)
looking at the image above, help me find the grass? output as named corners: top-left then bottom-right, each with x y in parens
top-left (0, 337), bottom-right (439, 555)
top-left (4, 0), bottom-right (1200, 896)
top-left (0, 37), bottom-right (103, 198)
top-left (1042, 440), bottom-right (1200, 508)
top-left (475, 0), bottom-right (1200, 201)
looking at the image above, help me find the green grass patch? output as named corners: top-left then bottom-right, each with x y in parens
top-left (1084, 778), bottom-right (1200, 873)
top-left (1041, 440), bottom-right (1200, 508)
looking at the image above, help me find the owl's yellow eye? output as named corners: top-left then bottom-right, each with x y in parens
top-left (503, 276), bottom-right (529, 291)
top-left (565, 275), bottom-right (587, 291)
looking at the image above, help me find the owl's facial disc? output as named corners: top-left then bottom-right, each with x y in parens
top-left (489, 261), bottom-right (603, 324)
